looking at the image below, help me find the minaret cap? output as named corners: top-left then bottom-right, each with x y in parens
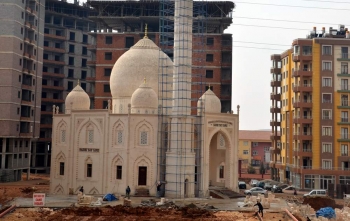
top-left (144, 23), bottom-right (148, 39)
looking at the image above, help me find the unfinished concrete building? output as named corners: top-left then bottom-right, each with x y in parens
top-left (31, 0), bottom-right (96, 173)
top-left (0, 0), bottom-right (45, 181)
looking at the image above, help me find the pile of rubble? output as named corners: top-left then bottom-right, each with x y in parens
top-left (140, 198), bottom-right (178, 208)
top-left (243, 193), bottom-right (279, 209)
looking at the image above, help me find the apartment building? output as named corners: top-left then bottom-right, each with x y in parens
top-left (239, 130), bottom-right (272, 167)
top-left (31, 0), bottom-right (96, 173)
top-left (0, 0), bottom-right (45, 181)
top-left (86, 0), bottom-right (234, 112)
top-left (270, 25), bottom-right (350, 189)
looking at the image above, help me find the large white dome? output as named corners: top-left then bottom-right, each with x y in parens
top-left (197, 89), bottom-right (221, 114)
top-left (110, 37), bottom-right (173, 100)
top-left (65, 84), bottom-right (90, 113)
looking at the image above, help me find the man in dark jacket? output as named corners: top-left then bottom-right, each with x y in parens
top-left (79, 186), bottom-right (84, 194)
top-left (126, 186), bottom-right (131, 199)
top-left (254, 201), bottom-right (264, 217)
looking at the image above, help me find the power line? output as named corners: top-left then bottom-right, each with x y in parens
top-left (231, 45), bottom-right (285, 51)
top-left (232, 40), bottom-right (291, 46)
top-left (233, 16), bottom-right (349, 27)
top-left (235, 1), bottom-right (350, 10)
top-left (230, 23), bottom-right (312, 31)
top-left (300, 0), bottom-right (350, 4)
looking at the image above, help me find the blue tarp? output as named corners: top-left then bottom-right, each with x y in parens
top-left (103, 193), bottom-right (118, 201)
top-left (316, 207), bottom-right (336, 219)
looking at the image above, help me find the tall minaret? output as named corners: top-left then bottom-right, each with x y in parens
top-left (165, 0), bottom-right (195, 198)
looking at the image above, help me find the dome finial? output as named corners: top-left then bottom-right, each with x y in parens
top-left (77, 79), bottom-right (80, 86)
top-left (144, 77), bottom-right (147, 84)
top-left (144, 23), bottom-right (148, 39)
top-left (208, 84), bottom-right (211, 90)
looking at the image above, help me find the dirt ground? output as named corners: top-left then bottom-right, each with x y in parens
top-left (3, 207), bottom-right (288, 221)
top-left (0, 173), bottom-right (50, 205)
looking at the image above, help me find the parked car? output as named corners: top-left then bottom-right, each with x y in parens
top-left (238, 181), bottom-right (247, 189)
top-left (303, 189), bottom-right (327, 197)
top-left (257, 181), bottom-right (265, 189)
top-left (271, 184), bottom-right (288, 193)
top-left (264, 183), bottom-right (273, 191)
top-left (250, 179), bottom-right (258, 187)
top-left (244, 187), bottom-right (268, 196)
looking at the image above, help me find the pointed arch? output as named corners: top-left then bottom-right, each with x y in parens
top-left (56, 119), bottom-right (68, 145)
top-left (111, 154), bottom-right (124, 181)
top-left (77, 119), bottom-right (102, 147)
top-left (89, 187), bottom-right (99, 195)
top-left (85, 156), bottom-right (93, 178)
top-left (133, 154), bottom-right (153, 186)
top-left (112, 120), bottom-right (125, 146)
top-left (54, 184), bottom-right (64, 194)
top-left (134, 119), bottom-right (154, 147)
top-left (55, 151), bottom-right (66, 178)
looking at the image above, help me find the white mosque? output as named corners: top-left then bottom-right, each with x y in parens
top-left (50, 4), bottom-right (239, 197)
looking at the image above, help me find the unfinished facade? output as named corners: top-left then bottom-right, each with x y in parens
top-left (0, 0), bottom-right (45, 182)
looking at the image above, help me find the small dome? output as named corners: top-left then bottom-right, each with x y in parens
top-left (65, 84), bottom-right (90, 113)
top-left (131, 81), bottom-right (158, 112)
top-left (110, 37), bottom-right (173, 100)
top-left (197, 89), bottom-right (221, 114)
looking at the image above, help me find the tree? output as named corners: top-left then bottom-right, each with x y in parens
top-left (259, 162), bottom-right (266, 178)
top-left (247, 163), bottom-right (256, 174)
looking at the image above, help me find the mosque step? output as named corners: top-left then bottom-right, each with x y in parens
top-left (209, 190), bottom-right (229, 199)
top-left (134, 188), bottom-right (150, 197)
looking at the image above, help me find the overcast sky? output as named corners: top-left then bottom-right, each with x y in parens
top-left (68, 0), bottom-right (349, 130)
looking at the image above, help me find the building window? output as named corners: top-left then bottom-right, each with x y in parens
top-left (322, 77), bottom-right (332, 87)
top-left (125, 37), bottom-right (134, 48)
top-left (21, 27), bottom-right (23, 35)
top-left (105, 36), bottom-right (112, 44)
top-left (104, 84), bottom-right (110, 92)
top-left (341, 62), bottom-right (348, 74)
top-left (87, 130), bottom-right (94, 144)
top-left (322, 45), bottom-right (332, 55)
top-left (117, 131), bottom-right (123, 145)
top-left (322, 94), bottom-right (332, 103)
top-left (105, 52), bottom-right (112, 60)
top-left (252, 151), bottom-right (258, 156)
top-left (104, 68), bottom-right (111, 76)
top-left (206, 37), bottom-right (214, 45)
top-left (341, 111), bottom-right (348, 122)
top-left (81, 83), bottom-right (86, 91)
top-left (341, 144), bottom-right (348, 156)
top-left (341, 128), bottom-right (348, 139)
top-left (322, 160), bottom-right (332, 170)
top-left (243, 150), bottom-right (249, 155)
top-left (205, 86), bottom-right (213, 91)
top-left (82, 46), bottom-right (87, 55)
top-left (322, 127), bottom-right (332, 136)
top-left (69, 44), bottom-right (75, 53)
top-left (243, 141), bottom-right (248, 146)
top-left (322, 143), bottom-right (332, 153)
top-left (83, 34), bottom-right (88, 43)
top-left (69, 57), bottom-right (74, 66)
top-left (87, 164), bottom-right (92, 177)
top-left (19, 59), bottom-right (22, 66)
top-left (116, 166), bottom-right (122, 179)
top-left (264, 147), bottom-right (270, 152)
top-left (82, 59), bottom-right (87, 67)
top-left (219, 165), bottom-right (224, 179)
top-left (69, 32), bottom-right (75, 41)
top-left (206, 54), bottom-right (214, 62)
top-left (67, 81), bottom-right (73, 91)
top-left (61, 130), bottom-right (66, 143)
top-left (59, 162), bottom-right (64, 175)
top-left (140, 131), bottom-right (148, 145)
top-left (342, 47), bottom-right (348, 59)
top-left (322, 61), bottom-right (332, 71)
top-left (81, 70), bottom-right (87, 79)
top-left (206, 70), bottom-right (213, 78)
top-left (341, 79), bottom-right (349, 90)
top-left (68, 69), bottom-right (74, 78)
top-left (322, 110), bottom-right (332, 120)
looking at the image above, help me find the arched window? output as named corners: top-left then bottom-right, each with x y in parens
top-left (61, 130), bottom-right (66, 143)
top-left (117, 131), bottom-right (123, 145)
top-left (138, 124), bottom-right (150, 146)
top-left (86, 124), bottom-right (94, 144)
top-left (85, 157), bottom-right (93, 178)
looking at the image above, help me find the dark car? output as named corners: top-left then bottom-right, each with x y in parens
top-left (272, 184), bottom-right (288, 193)
top-left (257, 181), bottom-right (265, 189)
top-left (264, 183), bottom-right (273, 191)
top-left (238, 181), bottom-right (247, 189)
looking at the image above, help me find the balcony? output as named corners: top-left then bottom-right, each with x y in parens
top-left (293, 116), bottom-right (312, 124)
top-left (270, 120), bottom-right (281, 127)
top-left (338, 100), bottom-right (350, 108)
top-left (293, 52), bottom-right (312, 62)
top-left (87, 45), bottom-right (96, 51)
top-left (293, 83), bottom-right (312, 92)
top-left (338, 84), bottom-right (350, 93)
top-left (292, 69), bottom-right (312, 78)
top-left (293, 132), bottom-right (312, 140)
top-left (26, 7), bottom-right (36, 15)
top-left (293, 99), bottom-right (312, 108)
top-left (44, 46), bottom-right (65, 54)
top-left (337, 133), bottom-right (350, 142)
top-left (270, 67), bottom-right (281, 74)
top-left (42, 72), bottom-right (65, 79)
top-left (43, 59), bottom-right (65, 66)
top-left (270, 92), bottom-right (281, 100)
top-left (44, 33), bottom-right (66, 41)
top-left (270, 146), bottom-right (281, 154)
top-left (41, 98), bottom-right (64, 103)
top-left (337, 53), bottom-right (350, 61)
top-left (24, 37), bottom-right (35, 45)
top-left (42, 85), bottom-right (65, 91)
top-left (337, 72), bottom-right (350, 77)
top-left (87, 60), bottom-right (97, 67)
top-left (270, 106), bottom-right (281, 113)
top-left (25, 21), bottom-right (36, 30)
top-left (270, 80), bottom-right (281, 87)
top-left (270, 134), bottom-right (281, 140)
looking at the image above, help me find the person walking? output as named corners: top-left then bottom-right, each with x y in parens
top-left (126, 186), bottom-right (131, 199)
top-left (156, 181), bottom-right (163, 198)
top-left (294, 188), bottom-right (297, 196)
top-left (254, 200), bottom-right (264, 217)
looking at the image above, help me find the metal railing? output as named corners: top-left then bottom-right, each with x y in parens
top-left (341, 53), bottom-right (348, 59)
top-left (341, 84), bottom-right (350, 90)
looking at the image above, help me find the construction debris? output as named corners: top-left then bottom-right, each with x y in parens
top-left (303, 196), bottom-right (341, 211)
top-left (243, 193), bottom-right (279, 208)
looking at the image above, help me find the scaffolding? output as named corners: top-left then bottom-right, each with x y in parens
top-left (157, 0), bottom-right (207, 198)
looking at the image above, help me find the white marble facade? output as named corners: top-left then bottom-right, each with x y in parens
top-left (50, 36), bottom-right (239, 197)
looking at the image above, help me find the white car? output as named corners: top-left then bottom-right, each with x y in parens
top-left (250, 179), bottom-right (258, 187)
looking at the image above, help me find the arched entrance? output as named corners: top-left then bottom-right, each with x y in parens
top-left (209, 132), bottom-right (227, 187)
top-left (184, 179), bottom-right (189, 198)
